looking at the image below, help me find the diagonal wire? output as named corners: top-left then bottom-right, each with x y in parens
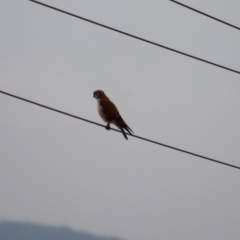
top-left (28, 0), bottom-right (240, 75)
top-left (1, 89), bottom-right (240, 170)
top-left (169, 0), bottom-right (240, 31)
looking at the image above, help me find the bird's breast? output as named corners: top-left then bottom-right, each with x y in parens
top-left (97, 102), bottom-right (108, 122)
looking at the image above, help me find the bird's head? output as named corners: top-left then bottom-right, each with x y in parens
top-left (93, 90), bottom-right (106, 99)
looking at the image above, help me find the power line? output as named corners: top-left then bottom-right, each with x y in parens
top-left (169, 0), bottom-right (240, 31)
top-left (1, 89), bottom-right (240, 171)
top-left (28, 0), bottom-right (240, 75)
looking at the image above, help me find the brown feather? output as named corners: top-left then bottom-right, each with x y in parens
top-left (99, 99), bottom-right (121, 121)
top-left (94, 90), bottom-right (133, 140)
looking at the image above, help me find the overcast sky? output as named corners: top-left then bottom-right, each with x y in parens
top-left (1, 1), bottom-right (240, 240)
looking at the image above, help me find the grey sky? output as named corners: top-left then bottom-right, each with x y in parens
top-left (1, 0), bottom-right (240, 240)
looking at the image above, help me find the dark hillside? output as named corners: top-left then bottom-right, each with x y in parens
top-left (0, 221), bottom-right (122, 240)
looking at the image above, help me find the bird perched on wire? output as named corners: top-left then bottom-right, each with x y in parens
top-left (93, 90), bottom-right (134, 140)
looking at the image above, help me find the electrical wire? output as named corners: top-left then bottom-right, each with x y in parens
top-left (1, 89), bottom-right (240, 170)
top-left (169, 0), bottom-right (240, 31)
top-left (28, 0), bottom-right (240, 75)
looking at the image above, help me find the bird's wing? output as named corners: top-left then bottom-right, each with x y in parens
top-left (100, 99), bottom-right (134, 135)
top-left (100, 100), bottom-right (121, 120)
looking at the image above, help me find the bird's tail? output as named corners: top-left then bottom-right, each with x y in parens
top-left (120, 128), bottom-right (128, 140)
top-left (123, 124), bottom-right (134, 135)
top-left (118, 116), bottom-right (134, 140)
